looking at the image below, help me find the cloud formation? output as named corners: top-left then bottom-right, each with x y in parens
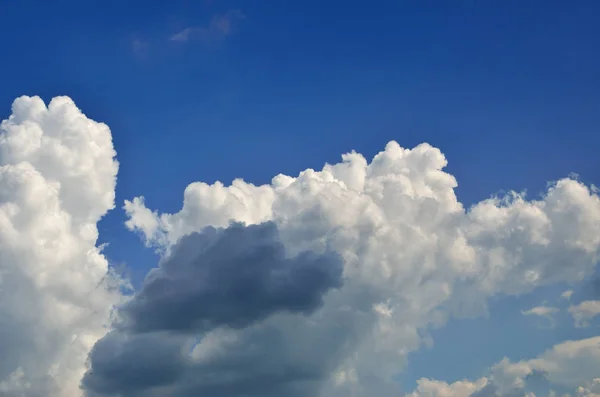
top-left (170, 10), bottom-right (244, 43)
top-left (406, 336), bottom-right (600, 396)
top-left (577, 378), bottom-right (600, 397)
top-left (118, 221), bottom-right (343, 333)
top-left (2, 96), bottom-right (599, 397)
top-left (83, 221), bottom-right (343, 396)
top-left (110, 141), bottom-right (600, 396)
top-left (561, 290), bottom-right (574, 300)
top-left (0, 96), bottom-right (124, 396)
top-left (569, 300), bottom-right (600, 328)
top-left (521, 305), bottom-right (560, 327)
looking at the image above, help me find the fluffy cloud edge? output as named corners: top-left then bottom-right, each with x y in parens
top-left (568, 300), bottom-right (600, 328)
top-left (406, 336), bottom-right (600, 397)
top-left (111, 140), bottom-right (600, 396)
top-left (0, 96), bottom-right (126, 397)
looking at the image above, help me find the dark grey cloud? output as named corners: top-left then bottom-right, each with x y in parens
top-left (83, 317), bottom-right (356, 397)
top-left (83, 221), bottom-right (344, 397)
top-left (83, 331), bottom-right (189, 396)
top-left (118, 221), bottom-right (343, 333)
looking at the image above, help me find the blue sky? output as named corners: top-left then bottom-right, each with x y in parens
top-left (4, 0), bottom-right (598, 276)
top-left (1, 1), bottom-right (599, 396)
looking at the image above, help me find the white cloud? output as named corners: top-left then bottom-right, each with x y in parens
top-left (522, 305), bottom-right (560, 327)
top-left (2, 96), bottom-right (598, 397)
top-left (109, 141), bottom-right (600, 396)
top-left (561, 290), bottom-right (574, 300)
top-left (406, 377), bottom-right (489, 397)
top-left (568, 300), bottom-right (600, 328)
top-left (486, 336), bottom-right (600, 394)
top-left (522, 306), bottom-right (559, 317)
top-left (0, 96), bottom-right (125, 396)
top-left (406, 336), bottom-right (600, 397)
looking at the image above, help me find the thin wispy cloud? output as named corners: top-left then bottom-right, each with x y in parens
top-left (131, 37), bottom-right (149, 55)
top-left (170, 9), bottom-right (245, 44)
top-left (521, 305), bottom-right (560, 327)
top-left (560, 289), bottom-right (574, 300)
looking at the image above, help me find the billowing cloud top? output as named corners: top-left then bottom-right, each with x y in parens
top-left (1, 96), bottom-right (600, 397)
top-left (112, 141), bottom-right (600, 396)
top-left (0, 96), bottom-right (124, 397)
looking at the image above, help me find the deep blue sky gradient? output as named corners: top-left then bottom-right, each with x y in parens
top-left (1, 0), bottom-right (599, 391)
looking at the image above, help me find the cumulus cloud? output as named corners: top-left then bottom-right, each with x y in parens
top-left (406, 336), bottom-right (600, 397)
top-left (99, 141), bottom-right (600, 397)
top-left (118, 221), bottom-right (343, 333)
top-left (521, 305), bottom-right (560, 327)
top-left (3, 94), bottom-right (598, 397)
top-left (4, 95), bottom-right (598, 397)
top-left (170, 9), bottom-right (245, 43)
top-left (0, 96), bottom-right (125, 396)
top-left (83, 221), bottom-right (343, 396)
top-left (405, 377), bottom-right (490, 397)
top-left (568, 300), bottom-right (600, 328)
